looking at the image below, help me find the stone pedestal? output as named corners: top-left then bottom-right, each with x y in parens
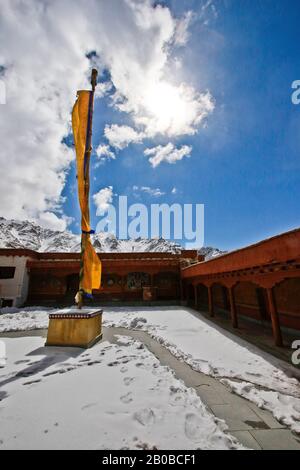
top-left (45, 308), bottom-right (103, 348)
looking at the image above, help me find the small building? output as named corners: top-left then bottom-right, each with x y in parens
top-left (0, 248), bottom-right (200, 307)
top-left (0, 249), bottom-right (35, 307)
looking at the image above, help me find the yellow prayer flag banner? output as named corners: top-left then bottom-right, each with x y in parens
top-left (72, 90), bottom-right (91, 232)
top-left (81, 238), bottom-right (102, 293)
top-left (72, 90), bottom-right (101, 295)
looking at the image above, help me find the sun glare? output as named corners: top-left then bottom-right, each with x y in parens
top-left (143, 81), bottom-right (187, 133)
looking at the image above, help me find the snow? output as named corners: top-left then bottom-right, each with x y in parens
top-left (0, 217), bottom-right (182, 253)
top-left (0, 340), bottom-right (5, 367)
top-left (103, 306), bottom-right (300, 433)
top-left (0, 307), bottom-right (51, 332)
top-left (0, 335), bottom-right (242, 450)
top-left (221, 379), bottom-right (300, 434)
top-left (1, 305), bottom-right (300, 435)
top-left (198, 246), bottom-right (227, 260)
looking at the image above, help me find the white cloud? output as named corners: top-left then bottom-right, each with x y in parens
top-left (95, 144), bottom-right (115, 161)
top-left (105, 82), bottom-right (214, 150)
top-left (94, 81), bottom-right (113, 99)
top-left (144, 143), bottom-right (192, 168)
top-left (100, 2), bottom-right (214, 149)
top-left (173, 11), bottom-right (194, 46)
top-left (199, 0), bottom-right (218, 25)
top-left (0, 0), bottom-right (93, 225)
top-left (133, 185), bottom-right (165, 197)
top-left (0, 0), bottom-right (214, 225)
top-left (104, 125), bottom-right (144, 150)
top-left (134, 83), bottom-right (214, 140)
top-left (36, 212), bottom-right (72, 232)
top-left (93, 186), bottom-right (113, 215)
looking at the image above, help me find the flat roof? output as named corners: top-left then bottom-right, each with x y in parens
top-left (0, 248), bottom-right (198, 260)
top-left (182, 227), bottom-right (300, 278)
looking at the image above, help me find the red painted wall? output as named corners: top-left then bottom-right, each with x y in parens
top-left (274, 278), bottom-right (300, 330)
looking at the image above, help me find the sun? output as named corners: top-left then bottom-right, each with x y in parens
top-left (142, 81), bottom-right (188, 134)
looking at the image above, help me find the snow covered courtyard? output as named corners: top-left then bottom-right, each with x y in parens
top-left (0, 306), bottom-right (300, 449)
top-left (0, 334), bottom-right (242, 450)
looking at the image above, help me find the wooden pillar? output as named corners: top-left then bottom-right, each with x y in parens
top-left (228, 286), bottom-right (238, 328)
top-left (207, 285), bottom-right (214, 317)
top-left (180, 280), bottom-right (184, 301)
top-left (266, 287), bottom-right (283, 347)
top-left (186, 284), bottom-right (190, 304)
top-left (122, 274), bottom-right (126, 301)
top-left (194, 285), bottom-right (198, 309)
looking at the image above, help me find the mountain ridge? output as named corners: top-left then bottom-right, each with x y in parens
top-left (0, 217), bottom-right (226, 259)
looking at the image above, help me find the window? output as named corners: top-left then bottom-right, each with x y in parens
top-left (1, 299), bottom-right (13, 307)
top-left (0, 267), bottom-right (16, 279)
top-left (127, 272), bottom-right (150, 289)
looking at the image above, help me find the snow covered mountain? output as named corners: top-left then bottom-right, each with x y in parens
top-left (0, 217), bottom-right (225, 256)
top-left (198, 246), bottom-right (227, 260)
top-left (0, 217), bottom-right (183, 253)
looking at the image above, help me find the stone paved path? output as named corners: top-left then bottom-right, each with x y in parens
top-left (104, 326), bottom-right (300, 450)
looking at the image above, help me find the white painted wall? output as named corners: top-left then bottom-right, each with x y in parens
top-left (0, 255), bottom-right (31, 307)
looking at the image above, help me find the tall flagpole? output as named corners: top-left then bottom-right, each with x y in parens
top-left (77, 68), bottom-right (98, 309)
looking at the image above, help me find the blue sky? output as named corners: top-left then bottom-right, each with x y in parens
top-left (59, 0), bottom-right (300, 250)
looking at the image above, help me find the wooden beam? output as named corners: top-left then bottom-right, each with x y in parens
top-left (194, 285), bottom-right (198, 309)
top-left (186, 284), bottom-right (190, 304)
top-left (208, 285), bottom-right (214, 317)
top-left (180, 280), bottom-right (184, 302)
top-left (266, 287), bottom-right (283, 347)
top-left (228, 286), bottom-right (238, 328)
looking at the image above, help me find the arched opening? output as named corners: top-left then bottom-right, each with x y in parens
top-left (211, 283), bottom-right (230, 314)
top-left (273, 278), bottom-right (300, 331)
top-left (234, 281), bottom-right (269, 323)
top-left (196, 283), bottom-right (209, 310)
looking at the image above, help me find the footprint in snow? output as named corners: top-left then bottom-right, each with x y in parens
top-left (184, 413), bottom-right (203, 442)
top-left (133, 408), bottom-right (155, 426)
top-left (120, 392), bottom-right (133, 404)
top-left (169, 386), bottom-right (187, 406)
top-left (81, 402), bottom-right (98, 410)
top-left (107, 361), bottom-right (120, 367)
top-left (135, 362), bottom-right (145, 369)
top-left (123, 377), bottom-right (135, 386)
top-left (23, 379), bottom-right (42, 385)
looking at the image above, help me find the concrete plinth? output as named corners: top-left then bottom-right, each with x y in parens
top-left (45, 308), bottom-right (103, 348)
